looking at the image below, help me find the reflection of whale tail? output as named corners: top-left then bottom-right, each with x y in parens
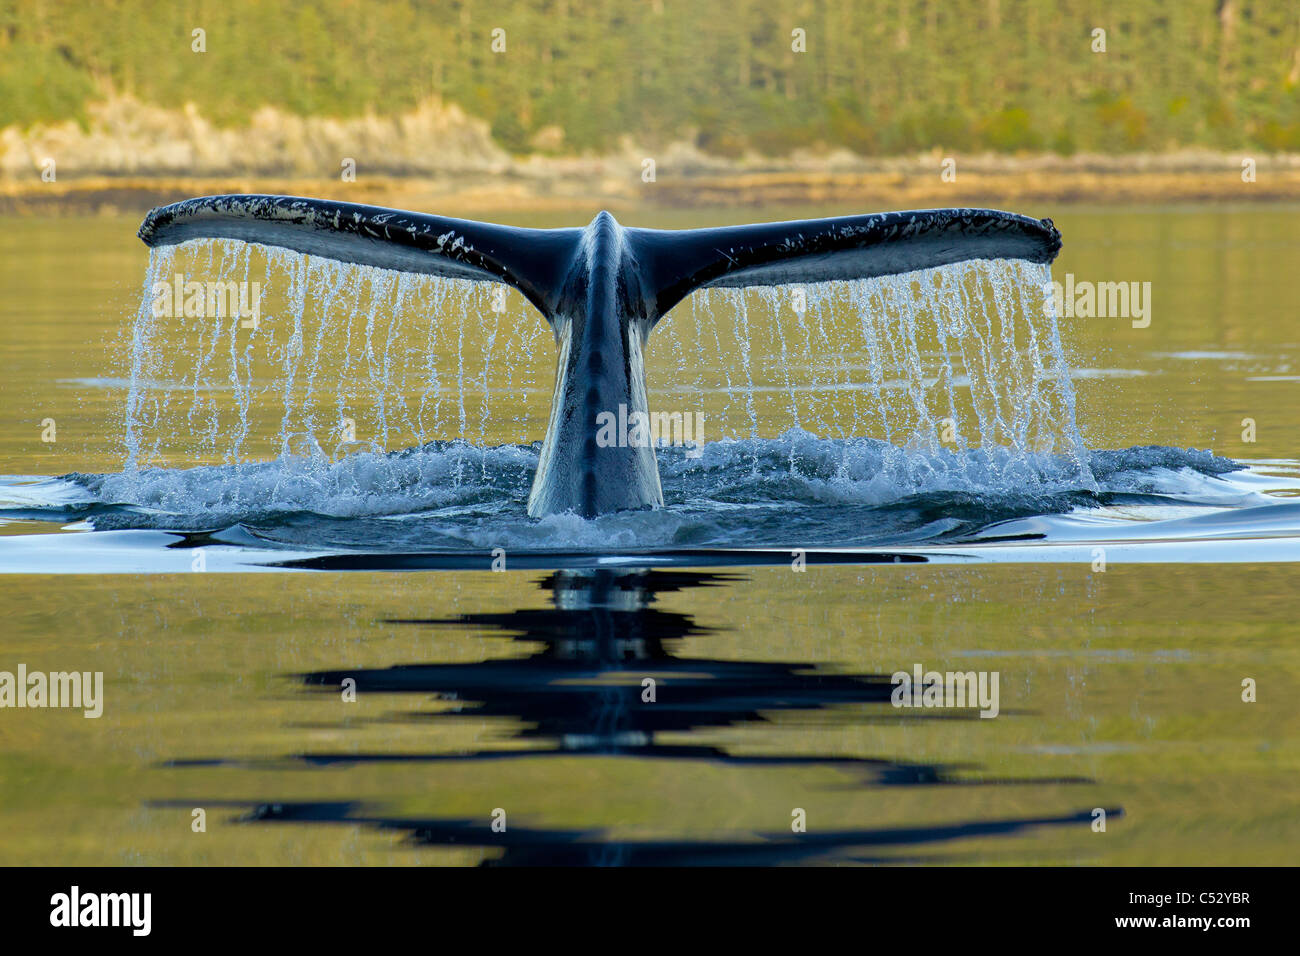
top-left (139, 196), bottom-right (1062, 517)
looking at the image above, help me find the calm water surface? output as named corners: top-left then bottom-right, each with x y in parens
top-left (0, 206), bottom-right (1297, 864)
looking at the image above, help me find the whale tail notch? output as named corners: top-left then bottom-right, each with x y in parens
top-left (139, 195), bottom-right (1063, 517)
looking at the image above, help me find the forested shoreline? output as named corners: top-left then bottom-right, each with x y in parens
top-left (3, 0), bottom-right (1298, 158)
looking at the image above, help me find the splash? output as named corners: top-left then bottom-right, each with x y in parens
top-left (122, 240), bottom-right (551, 478)
top-left (657, 259), bottom-right (1094, 493)
top-left (55, 436), bottom-right (1245, 554)
top-left (121, 240), bottom-right (1093, 502)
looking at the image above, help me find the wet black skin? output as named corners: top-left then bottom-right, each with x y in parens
top-left (139, 196), bottom-right (1061, 517)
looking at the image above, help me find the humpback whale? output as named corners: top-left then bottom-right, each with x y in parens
top-left (138, 196), bottom-right (1061, 518)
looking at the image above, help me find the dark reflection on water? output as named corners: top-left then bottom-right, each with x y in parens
top-left (150, 798), bottom-right (1114, 866)
top-left (160, 567), bottom-right (1113, 865)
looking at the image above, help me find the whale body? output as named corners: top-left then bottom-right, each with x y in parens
top-left (138, 196), bottom-right (1061, 518)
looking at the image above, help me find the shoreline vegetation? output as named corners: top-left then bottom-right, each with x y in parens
top-left (6, 0), bottom-right (1300, 216)
top-left (4, 96), bottom-right (1299, 216)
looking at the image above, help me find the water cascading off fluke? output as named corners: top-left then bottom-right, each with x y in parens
top-left (128, 196), bottom-right (1088, 516)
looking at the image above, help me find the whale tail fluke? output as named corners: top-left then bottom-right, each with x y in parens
top-left (138, 194), bottom-right (585, 322)
top-left (139, 195), bottom-right (1063, 517)
top-left (139, 195), bottom-right (1060, 326)
top-left (627, 208), bottom-right (1061, 323)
